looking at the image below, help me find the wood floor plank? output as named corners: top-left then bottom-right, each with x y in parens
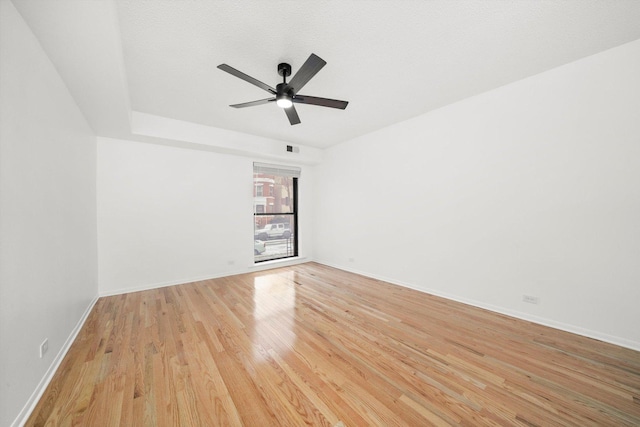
top-left (26, 262), bottom-right (640, 426)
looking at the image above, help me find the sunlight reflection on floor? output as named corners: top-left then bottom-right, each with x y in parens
top-left (252, 271), bottom-right (296, 362)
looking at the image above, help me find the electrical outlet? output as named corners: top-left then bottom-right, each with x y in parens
top-left (40, 339), bottom-right (49, 358)
top-left (348, 257), bottom-right (355, 262)
top-left (228, 260), bottom-right (235, 266)
top-left (522, 295), bottom-right (540, 305)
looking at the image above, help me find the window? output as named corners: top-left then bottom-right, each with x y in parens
top-left (253, 163), bottom-right (300, 262)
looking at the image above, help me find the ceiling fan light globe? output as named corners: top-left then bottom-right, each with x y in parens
top-left (276, 97), bottom-right (293, 109)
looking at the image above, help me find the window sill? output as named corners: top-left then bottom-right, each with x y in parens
top-left (249, 256), bottom-right (308, 270)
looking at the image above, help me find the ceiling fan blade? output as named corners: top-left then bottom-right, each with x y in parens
top-left (284, 105), bottom-right (301, 125)
top-left (217, 64), bottom-right (276, 94)
top-left (230, 98), bottom-right (276, 108)
top-left (287, 54), bottom-right (326, 93)
top-left (293, 95), bottom-right (348, 110)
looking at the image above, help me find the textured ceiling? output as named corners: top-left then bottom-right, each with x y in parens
top-left (12, 0), bottom-right (640, 149)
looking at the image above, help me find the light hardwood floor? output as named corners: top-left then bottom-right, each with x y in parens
top-left (27, 262), bottom-right (640, 426)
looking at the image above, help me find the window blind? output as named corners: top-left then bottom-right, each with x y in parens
top-left (253, 162), bottom-right (301, 178)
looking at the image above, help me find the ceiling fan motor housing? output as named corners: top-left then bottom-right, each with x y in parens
top-left (276, 83), bottom-right (294, 98)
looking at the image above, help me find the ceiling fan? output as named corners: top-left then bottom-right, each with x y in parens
top-left (217, 53), bottom-right (348, 126)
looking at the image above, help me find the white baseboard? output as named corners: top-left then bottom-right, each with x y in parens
top-left (11, 296), bottom-right (99, 427)
top-left (316, 260), bottom-right (640, 352)
top-left (99, 256), bottom-right (311, 297)
top-left (99, 270), bottom-right (247, 297)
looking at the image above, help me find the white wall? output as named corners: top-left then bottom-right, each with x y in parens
top-left (0, 2), bottom-right (98, 426)
top-left (315, 39), bottom-right (640, 349)
top-left (97, 137), bottom-right (314, 295)
top-left (2, 2), bottom-right (638, 423)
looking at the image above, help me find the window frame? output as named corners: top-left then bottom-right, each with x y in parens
top-left (253, 163), bottom-right (299, 263)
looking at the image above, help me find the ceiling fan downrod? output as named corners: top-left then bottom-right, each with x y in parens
top-left (277, 63), bottom-right (291, 83)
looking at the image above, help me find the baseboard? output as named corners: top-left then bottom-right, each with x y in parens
top-left (316, 260), bottom-right (640, 352)
top-left (11, 296), bottom-right (99, 427)
top-left (100, 256), bottom-right (312, 297)
top-left (99, 270), bottom-right (247, 297)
